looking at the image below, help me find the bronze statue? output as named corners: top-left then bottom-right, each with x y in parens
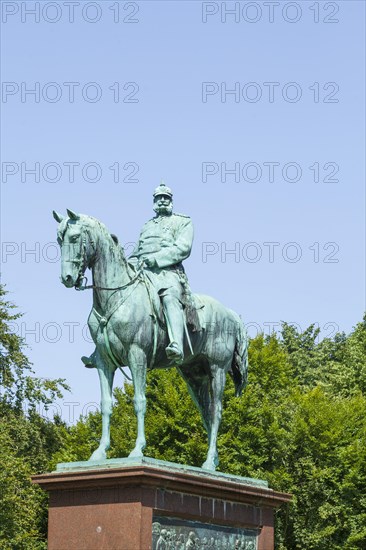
top-left (129, 183), bottom-right (193, 365)
top-left (53, 184), bottom-right (248, 470)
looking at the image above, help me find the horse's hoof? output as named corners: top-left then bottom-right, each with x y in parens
top-left (89, 449), bottom-right (106, 461)
top-left (128, 449), bottom-right (144, 459)
top-left (201, 460), bottom-right (216, 471)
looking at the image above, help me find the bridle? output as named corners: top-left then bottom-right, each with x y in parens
top-left (62, 222), bottom-right (142, 292)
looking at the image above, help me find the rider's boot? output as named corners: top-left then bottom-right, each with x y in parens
top-left (162, 295), bottom-right (184, 365)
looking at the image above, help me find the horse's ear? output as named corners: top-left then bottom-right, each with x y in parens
top-left (67, 209), bottom-right (80, 221)
top-left (111, 234), bottom-right (119, 245)
top-left (53, 210), bottom-right (64, 223)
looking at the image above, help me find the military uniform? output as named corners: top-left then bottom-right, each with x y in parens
top-left (129, 212), bottom-right (194, 297)
top-left (129, 183), bottom-right (194, 364)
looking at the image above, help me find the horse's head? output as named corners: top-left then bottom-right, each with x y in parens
top-left (53, 209), bottom-right (95, 289)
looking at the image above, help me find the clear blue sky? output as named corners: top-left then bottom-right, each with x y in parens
top-left (1, 1), bottom-right (365, 422)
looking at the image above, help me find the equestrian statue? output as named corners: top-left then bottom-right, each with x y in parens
top-left (53, 183), bottom-right (248, 471)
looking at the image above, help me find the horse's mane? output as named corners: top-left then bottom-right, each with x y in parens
top-left (61, 214), bottom-right (128, 267)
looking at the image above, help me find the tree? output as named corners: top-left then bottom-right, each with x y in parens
top-left (0, 284), bottom-right (68, 549)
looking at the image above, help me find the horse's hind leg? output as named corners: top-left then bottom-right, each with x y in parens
top-left (178, 367), bottom-right (213, 461)
top-left (202, 364), bottom-right (227, 471)
top-left (89, 351), bottom-right (116, 461)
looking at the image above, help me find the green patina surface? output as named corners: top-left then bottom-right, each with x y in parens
top-left (55, 456), bottom-right (268, 488)
top-left (53, 185), bottom-right (249, 471)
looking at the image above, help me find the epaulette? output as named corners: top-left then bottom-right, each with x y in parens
top-left (174, 213), bottom-right (191, 219)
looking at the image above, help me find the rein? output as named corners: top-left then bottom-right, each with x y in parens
top-left (75, 267), bottom-right (142, 292)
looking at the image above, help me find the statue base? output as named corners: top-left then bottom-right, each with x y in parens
top-left (32, 457), bottom-right (291, 550)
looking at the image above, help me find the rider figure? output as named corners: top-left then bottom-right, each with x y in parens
top-left (129, 182), bottom-right (194, 365)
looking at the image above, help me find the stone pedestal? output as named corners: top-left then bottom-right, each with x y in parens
top-left (32, 457), bottom-right (291, 550)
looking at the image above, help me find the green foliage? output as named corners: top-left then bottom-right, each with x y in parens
top-left (272, 389), bottom-right (366, 550)
top-left (51, 410), bottom-right (103, 467)
top-left (0, 285), bottom-right (68, 548)
top-left (0, 285), bottom-right (68, 412)
top-left (0, 412), bottom-right (49, 550)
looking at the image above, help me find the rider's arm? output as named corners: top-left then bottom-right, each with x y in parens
top-left (154, 217), bottom-right (194, 269)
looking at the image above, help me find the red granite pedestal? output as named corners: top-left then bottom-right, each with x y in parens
top-left (32, 458), bottom-right (291, 550)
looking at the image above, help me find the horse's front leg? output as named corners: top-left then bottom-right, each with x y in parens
top-left (128, 345), bottom-right (147, 458)
top-left (89, 352), bottom-right (116, 461)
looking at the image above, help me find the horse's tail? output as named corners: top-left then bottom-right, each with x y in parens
top-left (230, 320), bottom-right (249, 397)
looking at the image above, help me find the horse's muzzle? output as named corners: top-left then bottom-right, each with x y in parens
top-left (61, 274), bottom-right (76, 288)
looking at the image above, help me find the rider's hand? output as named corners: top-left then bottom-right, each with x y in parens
top-left (144, 257), bottom-right (157, 268)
